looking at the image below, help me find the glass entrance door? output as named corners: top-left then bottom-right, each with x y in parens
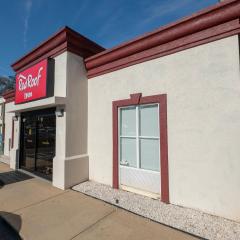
top-left (36, 114), bottom-right (56, 180)
top-left (21, 116), bottom-right (37, 172)
top-left (20, 108), bottom-right (56, 180)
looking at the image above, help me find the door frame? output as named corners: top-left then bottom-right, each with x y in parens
top-left (19, 108), bottom-right (56, 179)
top-left (112, 93), bottom-right (169, 203)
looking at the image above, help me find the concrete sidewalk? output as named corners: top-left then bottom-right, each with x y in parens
top-left (0, 163), bottom-right (200, 240)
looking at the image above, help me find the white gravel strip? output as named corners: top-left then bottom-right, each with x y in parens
top-left (73, 181), bottom-right (240, 240)
top-left (0, 156), bottom-right (10, 165)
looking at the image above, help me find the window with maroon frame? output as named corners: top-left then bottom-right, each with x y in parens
top-left (112, 93), bottom-right (169, 203)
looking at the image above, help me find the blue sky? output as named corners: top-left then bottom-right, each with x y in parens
top-left (0, 0), bottom-right (217, 77)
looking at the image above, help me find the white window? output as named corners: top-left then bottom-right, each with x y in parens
top-left (119, 104), bottom-right (160, 172)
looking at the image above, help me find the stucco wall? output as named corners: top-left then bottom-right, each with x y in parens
top-left (53, 51), bottom-right (89, 189)
top-left (0, 99), bottom-right (3, 126)
top-left (88, 35), bottom-right (240, 221)
top-left (63, 52), bottom-right (89, 188)
top-left (4, 102), bottom-right (14, 157)
top-left (65, 52), bottom-right (88, 158)
top-left (52, 52), bottom-right (67, 189)
top-left (0, 99), bottom-right (4, 155)
top-left (54, 52), bottom-right (67, 97)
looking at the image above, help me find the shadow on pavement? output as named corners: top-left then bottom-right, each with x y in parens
top-left (0, 179), bottom-right (4, 189)
top-left (0, 212), bottom-right (22, 240)
top-left (0, 171), bottom-right (33, 189)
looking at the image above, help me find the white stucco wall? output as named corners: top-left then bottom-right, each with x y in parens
top-left (42, 51), bottom-right (88, 190)
top-left (0, 98), bottom-right (4, 155)
top-left (88, 35), bottom-right (240, 221)
top-left (53, 51), bottom-right (89, 189)
top-left (63, 52), bottom-right (89, 189)
top-left (4, 102), bottom-right (14, 157)
top-left (0, 98), bottom-right (3, 127)
top-left (52, 52), bottom-right (67, 189)
top-left (65, 52), bottom-right (88, 158)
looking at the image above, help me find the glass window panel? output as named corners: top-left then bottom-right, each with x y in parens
top-left (140, 139), bottom-right (160, 171)
top-left (120, 107), bottom-right (136, 136)
top-left (120, 138), bottom-right (137, 168)
top-left (139, 105), bottom-right (159, 137)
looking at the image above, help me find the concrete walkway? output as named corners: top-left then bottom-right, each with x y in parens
top-left (0, 163), bottom-right (200, 240)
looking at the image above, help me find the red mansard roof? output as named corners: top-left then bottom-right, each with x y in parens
top-left (11, 26), bottom-right (105, 73)
top-left (2, 89), bottom-right (15, 103)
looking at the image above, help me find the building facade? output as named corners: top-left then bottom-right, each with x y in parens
top-left (0, 97), bottom-right (5, 155)
top-left (1, 0), bottom-right (240, 222)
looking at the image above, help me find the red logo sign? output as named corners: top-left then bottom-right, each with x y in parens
top-left (15, 59), bottom-right (48, 104)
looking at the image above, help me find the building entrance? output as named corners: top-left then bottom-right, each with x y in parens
top-left (20, 108), bottom-right (56, 180)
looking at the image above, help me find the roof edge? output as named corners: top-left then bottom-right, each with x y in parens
top-left (2, 89), bottom-right (15, 103)
top-left (12, 26), bottom-right (105, 73)
top-left (85, 0), bottom-right (240, 78)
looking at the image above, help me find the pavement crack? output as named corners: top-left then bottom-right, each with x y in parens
top-left (71, 209), bottom-right (116, 240)
top-left (2, 190), bottom-right (70, 216)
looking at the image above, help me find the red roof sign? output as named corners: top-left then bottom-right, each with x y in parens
top-left (15, 59), bottom-right (54, 104)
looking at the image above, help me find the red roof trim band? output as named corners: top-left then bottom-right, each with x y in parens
top-left (85, 0), bottom-right (240, 78)
top-left (10, 1), bottom-right (240, 79)
top-left (2, 89), bottom-right (15, 103)
top-left (12, 27), bottom-right (105, 73)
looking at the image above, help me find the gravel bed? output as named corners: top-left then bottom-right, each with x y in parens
top-left (0, 156), bottom-right (10, 165)
top-left (73, 181), bottom-right (240, 240)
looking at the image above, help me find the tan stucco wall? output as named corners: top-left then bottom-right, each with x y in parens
top-left (88, 35), bottom-right (240, 221)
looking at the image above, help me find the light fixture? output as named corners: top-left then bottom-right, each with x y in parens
top-left (13, 113), bottom-right (20, 121)
top-left (55, 109), bottom-right (64, 117)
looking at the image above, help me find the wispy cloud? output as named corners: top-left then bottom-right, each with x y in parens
top-left (96, 9), bottom-right (123, 39)
top-left (71, 0), bottom-right (89, 25)
top-left (142, 0), bottom-right (192, 25)
top-left (23, 0), bottom-right (32, 49)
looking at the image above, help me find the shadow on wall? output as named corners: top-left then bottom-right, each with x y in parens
top-left (0, 212), bottom-right (22, 240)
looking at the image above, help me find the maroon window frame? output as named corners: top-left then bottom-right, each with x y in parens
top-left (112, 93), bottom-right (169, 204)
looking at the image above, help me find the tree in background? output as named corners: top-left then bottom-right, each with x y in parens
top-left (0, 76), bottom-right (15, 95)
